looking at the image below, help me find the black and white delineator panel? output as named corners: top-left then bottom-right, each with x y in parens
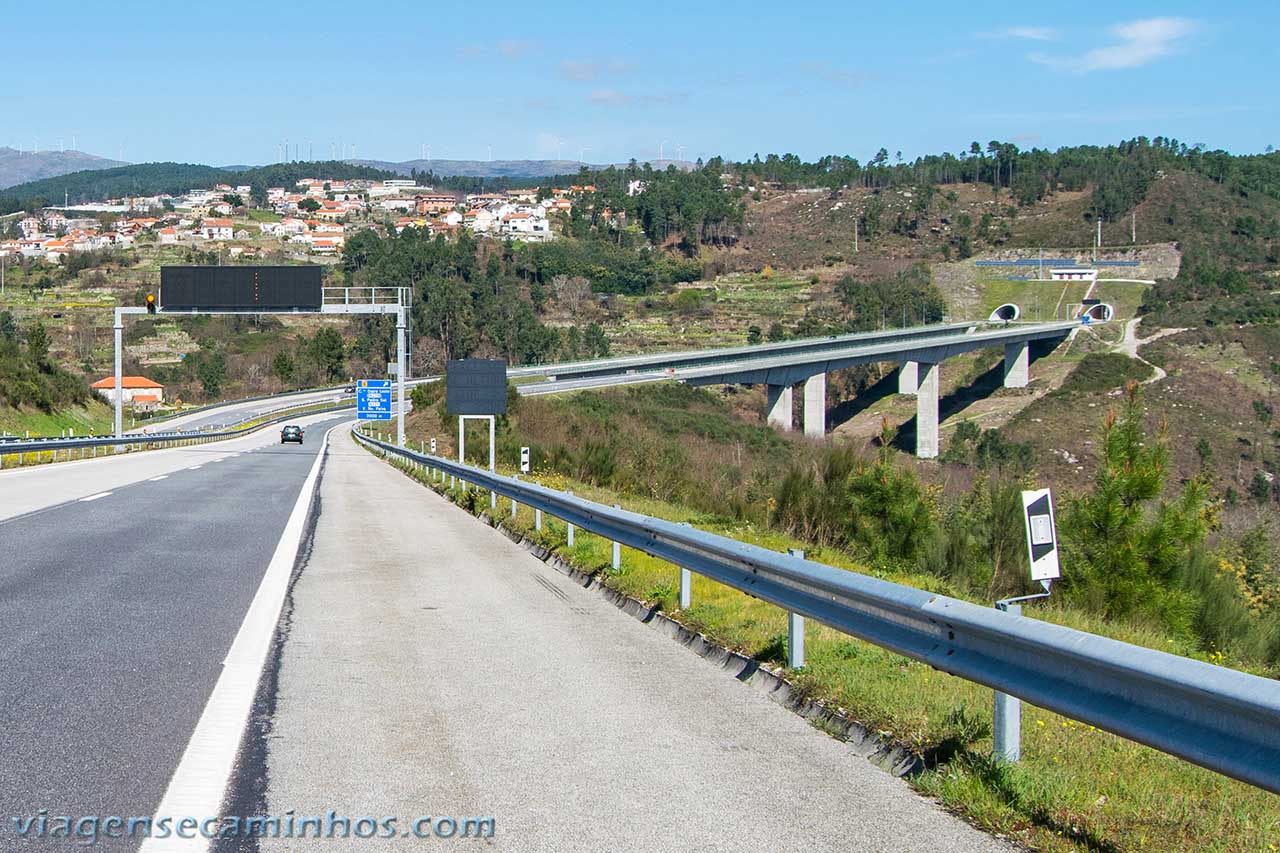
top-left (1022, 488), bottom-right (1060, 585)
top-left (160, 266), bottom-right (323, 312)
top-left (446, 359), bottom-right (508, 415)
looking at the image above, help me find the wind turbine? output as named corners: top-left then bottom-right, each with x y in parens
top-left (557, 139), bottom-right (564, 161)
top-left (488, 144), bottom-right (493, 162)
top-left (659, 141), bottom-right (666, 162)
top-left (579, 147), bottom-right (589, 165)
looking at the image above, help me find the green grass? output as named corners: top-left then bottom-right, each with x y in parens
top-left (366, 442), bottom-right (1280, 853)
top-left (245, 209), bottom-right (282, 223)
top-left (0, 400), bottom-right (115, 438)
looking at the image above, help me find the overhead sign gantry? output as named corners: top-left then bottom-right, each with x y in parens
top-left (113, 268), bottom-right (411, 446)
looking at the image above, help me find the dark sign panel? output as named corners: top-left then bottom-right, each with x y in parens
top-left (160, 266), bottom-right (322, 312)
top-left (446, 359), bottom-right (508, 415)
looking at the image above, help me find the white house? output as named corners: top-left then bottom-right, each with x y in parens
top-left (90, 375), bottom-right (165, 405)
top-left (201, 218), bottom-right (234, 240)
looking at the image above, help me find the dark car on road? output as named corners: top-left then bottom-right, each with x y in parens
top-left (280, 425), bottom-right (304, 444)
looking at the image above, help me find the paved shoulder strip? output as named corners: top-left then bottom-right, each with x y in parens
top-left (140, 425), bottom-right (336, 852)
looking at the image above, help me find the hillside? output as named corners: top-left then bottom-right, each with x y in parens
top-left (0, 146), bottom-right (126, 190)
top-left (348, 157), bottom-right (694, 178)
top-left (0, 160), bottom-right (400, 211)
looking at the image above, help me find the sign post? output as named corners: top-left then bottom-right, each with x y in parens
top-left (993, 488), bottom-right (1061, 764)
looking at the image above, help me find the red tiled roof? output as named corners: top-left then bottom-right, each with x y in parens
top-left (91, 376), bottom-right (163, 389)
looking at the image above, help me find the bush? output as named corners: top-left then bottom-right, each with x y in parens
top-left (1056, 353), bottom-right (1153, 395)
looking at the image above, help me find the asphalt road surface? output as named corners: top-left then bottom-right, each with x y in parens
top-left (0, 413), bottom-right (347, 850)
top-left (249, 426), bottom-right (1010, 852)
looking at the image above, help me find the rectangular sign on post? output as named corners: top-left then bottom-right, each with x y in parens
top-left (357, 379), bottom-right (393, 420)
top-left (1022, 488), bottom-right (1060, 587)
top-left (446, 359), bottom-right (507, 415)
top-left (160, 266), bottom-right (323, 312)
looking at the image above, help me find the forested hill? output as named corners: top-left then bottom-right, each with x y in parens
top-left (730, 138), bottom-right (1280, 220)
top-left (0, 160), bottom-right (398, 212)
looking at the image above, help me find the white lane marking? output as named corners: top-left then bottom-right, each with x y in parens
top-left (79, 492), bottom-right (112, 502)
top-left (212, 459), bottom-right (223, 464)
top-left (141, 424), bottom-right (337, 853)
top-left (149, 475), bottom-right (169, 482)
top-left (187, 466), bottom-right (202, 470)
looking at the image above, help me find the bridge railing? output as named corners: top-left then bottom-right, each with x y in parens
top-left (353, 427), bottom-right (1280, 794)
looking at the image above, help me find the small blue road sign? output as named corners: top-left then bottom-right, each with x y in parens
top-left (357, 379), bottom-right (393, 420)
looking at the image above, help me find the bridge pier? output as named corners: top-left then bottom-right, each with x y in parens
top-left (898, 360), bottom-right (918, 395)
top-left (916, 362), bottom-right (940, 459)
top-left (803, 373), bottom-right (826, 437)
top-left (1003, 342), bottom-right (1029, 388)
top-left (766, 383), bottom-right (793, 430)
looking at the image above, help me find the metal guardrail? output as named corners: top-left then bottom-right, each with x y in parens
top-left (354, 429), bottom-right (1280, 794)
top-left (0, 402), bottom-right (355, 463)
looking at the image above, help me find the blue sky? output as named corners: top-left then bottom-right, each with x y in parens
top-left (3, 0), bottom-right (1275, 166)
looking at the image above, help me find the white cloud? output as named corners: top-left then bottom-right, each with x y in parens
top-left (587, 88), bottom-right (631, 106)
top-left (1032, 17), bottom-right (1198, 72)
top-left (798, 62), bottom-right (873, 87)
top-left (559, 58), bottom-right (634, 82)
top-left (497, 39), bottom-right (533, 58)
top-left (996, 26), bottom-right (1056, 41)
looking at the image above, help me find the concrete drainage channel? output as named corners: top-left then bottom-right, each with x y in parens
top-left (363, 440), bottom-right (926, 780)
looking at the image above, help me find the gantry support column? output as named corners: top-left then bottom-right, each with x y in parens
top-left (916, 362), bottom-right (940, 459)
top-left (766, 384), bottom-right (793, 430)
top-left (898, 360), bottom-right (918, 395)
top-left (803, 373), bottom-right (826, 437)
top-left (1003, 341), bottom-right (1029, 388)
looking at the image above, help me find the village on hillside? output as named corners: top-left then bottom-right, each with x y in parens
top-left (0, 176), bottom-right (640, 263)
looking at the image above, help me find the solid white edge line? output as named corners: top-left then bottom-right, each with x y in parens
top-left (79, 491), bottom-right (112, 502)
top-left (140, 423), bottom-right (339, 852)
top-left (149, 476), bottom-right (169, 482)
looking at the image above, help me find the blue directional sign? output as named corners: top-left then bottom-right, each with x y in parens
top-left (357, 379), bottom-right (393, 420)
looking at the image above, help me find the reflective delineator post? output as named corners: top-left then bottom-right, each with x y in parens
top-left (787, 548), bottom-right (805, 668)
top-left (566, 491), bottom-right (575, 547)
top-left (535, 508), bottom-right (543, 531)
top-left (611, 504), bottom-right (621, 571)
top-left (993, 602), bottom-right (1023, 762)
top-left (511, 474), bottom-right (519, 518)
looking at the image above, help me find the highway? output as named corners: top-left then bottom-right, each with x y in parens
top-left (0, 411), bottom-right (345, 850)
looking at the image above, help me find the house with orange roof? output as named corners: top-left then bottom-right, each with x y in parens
top-left (90, 375), bottom-right (165, 405)
top-left (201, 218), bottom-right (234, 240)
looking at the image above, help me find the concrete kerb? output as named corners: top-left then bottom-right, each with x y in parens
top-left (360, 437), bottom-right (924, 780)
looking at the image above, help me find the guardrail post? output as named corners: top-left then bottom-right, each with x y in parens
top-left (566, 491), bottom-right (575, 547)
top-left (993, 602), bottom-right (1022, 762)
top-left (787, 548), bottom-right (806, 668)
top-left (611, 504), bottom-right (621, 571)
